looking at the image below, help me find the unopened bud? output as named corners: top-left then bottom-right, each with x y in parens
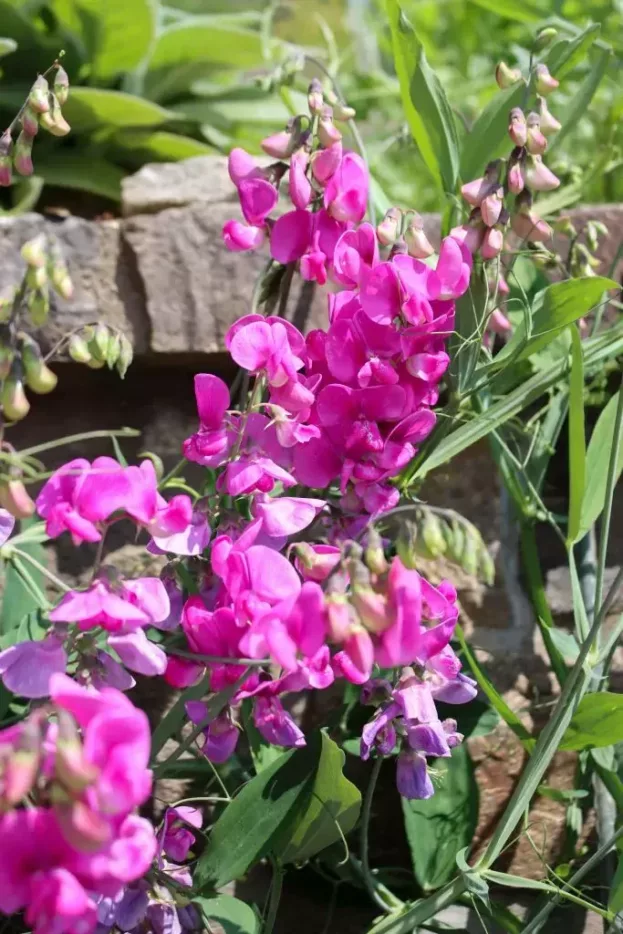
top-left (450, 221), bottom-right (485, 255)
top-left (68, 333), bottom-right (92, 364)
top-left (260, 130), bottom-right (293, 160)
top-left (0, 130), bottom-right (13, 187)
top-left (55, 710), bottom-right (99, 794)
top-left (350, 582), bottom-right (388, 634)
top-left (524, 155), bottom-right (560, 191)
top-left (333, 100), bottom-right (356, 121)
top-left (21, 107), bottom-right (39, 138)
top-left (53, 65), bottom-right (69, 106)
top-left (116, 333), bottom-right (133, 379)
top-left (396, 521), bottom-right (418, 570)
top-left (481, 226), bottom-right (504, 260)
top-left (511, 208), bottom-right (552, 243)
top-left (90, 324), bottom-right (109, 362)
top-left (553, 216), bottom-right (577, 238)
top-left (508, 107), bottom-right (527, 147)
top-left (376, 207), bottom-right (401, 246)
top-left (495, 61), bottom-right (522, 89)
top-left (307, 79), bottom-right (324, 115)
top-left (480, 187), bottom-right (504, 227)
top-left (421, 512), bottom-right (447, 558)
top-left (507, 161), bottom-right (524, 194)
top-left (26, 265), bottom-right (48, 291)
top-left (0, 346), bottom-right (14, 380)
top-left (21, 337), bottom-right (57, 394)
top-left (585, 221), bottom-right (600, 252)
top-left (364, 527), bottom-right (388, 575)
top-left (1, 377), bottom-right (30, 421)
top-left (526, 112), bottom-right (547, 155)
top-left (0, 479), bottom-right (35, 519)
top-left (28, 75), bottom-right (50, 114)
top-left (461, 176), bottom-right (493, 207)
top-left (537, 97), bottom-right (561, 135)
top-left (0, 718), bottom-right (41, 809)
top-left (28, 287), bottom-right (50, 326)
top-left (21, 234), bottom-right (47, 268)
top-left (52, 792), bottom-right (111, 852)
top-left (105, 332), bottom-right (121, 369)
top-left (14, 131), bottom-right (34, 176)
top-left (404, 218), bottom-right (435, 258)
top-left (535, 64), bottom-right (559, 97)
top-left (39, 94), bottom-right (70, 136)
top-left (318, 108), bottom-right (342, 148)
top-left (535, 27), bottom-right (558, 49)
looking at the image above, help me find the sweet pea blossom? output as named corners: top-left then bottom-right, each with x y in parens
top-left (49, 575), bottom-right (171, 634)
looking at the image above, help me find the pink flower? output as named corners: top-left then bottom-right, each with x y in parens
top-left (360, 254), bottom-right (441, 325)
top-left (312, 141), bottom-right (342, 183)
top-left (0, 634), bottom-right (67, 698)
top-left (150, 509), bottom-right (211, 556)
top-left (332, 224), bottom-right (379, 289)
top-left (26, 867), bottom-right (97, 934)
top-left (183, 373), bottom-right (230, 467)
top-left (435, 237), bottom-right (471, 300)
top-left (227, 147), bottom-right (257, 186)
top-left (186, 702), bottom-right (239, 764)
top-left (294, 543), bottom-right (341, 582)
top-left (49, 576), bottom-right (171, 634)
top-left (159, 806), bottom-right (202, 863)
top-left (222, 219), bottom-right (265, 252)
top-left (289, 150), bottom-right (312, 209)
top-left (270, 209), bottom-right (314, 264)
top-left (227, 316), bottom-right (305, 387)
top-left (253, 495), bottom-right (326, 537)
top-left (253, 695), bottom-right (305, 748)
top-left (324, 152), bottom-right (368, 223)
top-left (240, 581), bottom-right (327, 671)
top-left (0, 509), bottom-right (15, 545)
top-left (107, 629), bottom-right (167, 677)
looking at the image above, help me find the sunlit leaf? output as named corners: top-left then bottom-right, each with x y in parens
top-left (579, 390), bottom-right (623, 537)
top-left (560, 693), bottom-right (623, 751)
top-left (63, 88), bottom-right (175, 132)
top-left (566, 326), bottom-right (585, 545)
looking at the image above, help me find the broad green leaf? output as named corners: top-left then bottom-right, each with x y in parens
top-left (193, 896), bottom-right (260, 934)
top-left (460, 82), bottom-right (525, 182)
top-left (385, 0), bottom-right (459, 192)
top-left (560, 693), bottom-right (623, 751)
top-left (536, 150), bottom-right (619, 217)
top-left (145, 19), bottom-right (272, 102)
top-left (277, 732), bottom-right (361, 864)
top-left (63, 88), bottom-right (175, 133)
top-left (0, 609), bottom-right (49, 650)
top-left (467, 0), bottom-right (544, 22)
top-left (495, 277), bottom-right (617, 367)
top-left (1, 518), bottom-right (47, 635)
top-left (51, 0), bottom-right (156, 80)
top-left (456, 626), bottom-right (534, 750)
top-left (579, 391), bottom-right (623, 537)
top-left (194, 733), bottom-right (324, 889)
top-left (450, 269), bottom-right (487, 393)
top-left (402, 745), bottom-right (478, 890)
top-left (550, 47), bottom-right (612, 153)
top-left (0, 37), bottom-right (16, 58)
top-left (112, 130), bottom-right (213, 165)
top-left (610, 855), bottom-right (623, 914)
top-left (547, 628), bottom-right (580, 662)
top-left (33, 152), bottom-right (124, 201)
top-left (567, 326), bottom-right (585, 545)
top-left (546, 24), bottom-right (601, 79)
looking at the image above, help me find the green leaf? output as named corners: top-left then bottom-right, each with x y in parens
top-left (276, 732), bottom-right (361, 864)
top-left (63, 88), bottom-right (175, 133)
top-left (550, 47), bottom-right (612, 153)
top-left (385, 0), bottom-right (459, 192)
top-left (32, 151), bottom-right (124, 201)
top-left (194, 733), bottom-right (324, 890)
top-left (51, 0), bottom-right (156, 80)
top-left (0, 37), bottom-right (17, 58)
top-left (456, 626), bottom-right (535, 750)
top-left (402, 744), bottom-right (478, 890)
top-left (560, 693), bottom-right (623, 751)
top-left (466, 0), bottom-right (544, 22)
top-left (567, 326), bottom-right (585, 545)
top-left (460, 82), bottom-right (525, 183)
top-left (495, 277), bottom-right (617, 367)
top-left (0, 518), bottom-right (47, 635)
top-left (242, 700), bottom-right (284, 774)
top-left (0, 608), bottom-right (49, 650)
top-left (546, 24), bottom-right (601, 79)
top-left (547, 628), bottom-right (580, 662)
top-left (193, 896), bottom-right (260, 934)
top-left (609, 854), bottom-right (623, 914)
top-left (144, 19), bottom-right (272, 102)
top-left (112, 130), bottom-right (214, 165)
top-left (580, 392), bottom-right (623, 537)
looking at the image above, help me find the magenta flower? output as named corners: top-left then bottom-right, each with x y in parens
top-left (289, 150), bottom-right (312, 209)
top-left (0, 509), bottom-right (15, 546)
top-left (185, 702), bottom-right (240, 764)
top-left (227, 315), bottom-right (306, 388)
top-left (324, 151), bottom-right (368, 223)
top-left (253, 695), bottom-right (305, 748)
top-left (49, 576), bottom-right (171, 634)
top-left (270, 209), bottom-right (314, 265)
top-left (253, 495), bottom-right (326, 538)
top-left (0, 634), bottom-right (67, 698)
top-left (333, 223), bottom-right (379, 289)
top-left (107, 629), bottom-right (167, 677)
top-left (222, 219), bottom-right (265, 252)
top-left (159, 806), bottom-right (202, 863)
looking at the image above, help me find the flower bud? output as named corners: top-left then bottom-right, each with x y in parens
top-left (461, 176), bottom-right (493, 207)
top-left (495, 61), bottom-right (522, 89)
top-left (325, 592), bottom-right (352, 642)
top-left (480, 187), bottom-right (504, 227)
top-left (311, 140), bottom-right (342, 184)
top-left (52, 792), bottom-right (111, 852)
top-left (0, 718), bottom-right (42, 809)
top-left (511, 208), bottom-right (552, 243)
top-left (481, 226), bottom-right (504, 260)
top-left (39, 94), bottom-right (70, 136)
top-left (350, 585), bottom-right (388, 634)
top-left (1, 377), bottom-right (30, 421)
top-left (553, 215), bottom-right (576, 238)
top-left (28, 286), bottom-right (50, 326)
top-left (526, 112), bottom-right (547, 155)
top-left (364, 527), bottom-right (388, 575)
top-left (21, 107), bottom-right (39, 138)
top-left (22, 234), bottom-right (47, 268)
top-left (524, 155), bottom-right (560, 191)
top-left (90, 323), bottom-right (109, 362)
top-left (260, 130), bottom-right (293, 160)
top-left (318, 107), bottom-right (342, 148)
top-left (404, 217), bottom-right (435, 258)
top-left (333, 100), bottom-right (356, 121)
top-left (117, 333), bottom-right (133, 378)
top-left (21, 338), bottom-right (58, 394)
top-left (421, 512), bottom-right (447, 558)
top-left (535, 27), bottom-right (557, 49)
top-left (68, 333), bottom-right (92, 364)
top-left (376, 207), bottom-right (401, 246)
top-left (55, 710), bottom-right (99, 795)
top-left (0, 479), bottom-right (35, 519)
top-left (28, 75), bottom-right (50, 114)
top-left (307, 78), bottom-right (324, 115)
top-left (105, 331), bottom-right (121, 368)
top-left (0, 130), bottom-right (13, 187)
top-left (535, 64), bottom-right (559, 97)
top-left (0, 345), bottom-right (14, 381)
top-left (396, 521), bottom-right (418, 569)
top-left (507, 161), bottom-right (524, 194)
top-left (450, 221), bottom-right (485, 255)
top-left (508, 107), bottom-right (527, 147)
top-left (14, 131), bottom-right (34, 176)
top-left (537, 97), bottom-right (561, 135)
top-left (54, 65), bottom-right (69, 106)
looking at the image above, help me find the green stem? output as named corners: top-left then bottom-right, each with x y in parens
top-left (11, 547), bottom-right (70, 593)
top-left (19, 428), bottom-right (140, 458)
top-left (365, 877), bottom-right (465, 934)
top-left (520, 524), bottom-right (568, 687)
top-left (595, 374), bottom-right (623, 613)
top-left (263, 858), bottom-right (284, 934)
top-left (9, 555), bottom-right (51, 610)
top-left (166, 647), bottom-right (272, 666)
top-left (360, 757), bottom-right (393, 912)
top-left (150, 673), bottom-right (210, 760)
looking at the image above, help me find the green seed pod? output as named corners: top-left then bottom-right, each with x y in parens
top-left (2, 376), bottom-right (30, 421)
top-left (105, 332), bottom-right (121, 369)
top-left (450, 520), bottom-right (465, 564)
top-left (116, 333), bottom-right (133, 379)
top-left (21, 234), bottom-right (47, 268)
top-left (85, 356), bottom-right (106, 370)
top-left (28, 287), bottom-right (50, 327)
top-left (28, 75), bottom-right (50, 114)
top-left (535, 26), bottom-right (557, 49)
top-left (54, 65), bottom-right (69, 106)
top-left (68, 334), bottom-right (92, 364)
top-left (39, 93), bottom-right (70, 137)
top-left (364, 527), bottom-right (388, 575)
